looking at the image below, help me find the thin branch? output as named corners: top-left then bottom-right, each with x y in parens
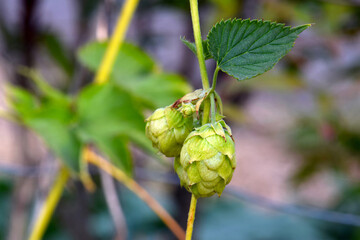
top-left (100, 169), bottom-right (127, 240)
top-left (83, 147), bottom-right (186, 240)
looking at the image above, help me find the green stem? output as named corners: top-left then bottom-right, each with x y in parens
top-left (211, 66), bottom-right (220, 92)
top-left (189, 0), bottom-right (209, 89)
top-left (214, 91), bottom-right (224, 115)
top-left (185, 194), bottom-right (197, 240)
top-left (189, 0), bottom-right (211, 125)
top-left (210, 66), bottom-right (220, 123)
top-left (28, 168), bottom-right (69, 240)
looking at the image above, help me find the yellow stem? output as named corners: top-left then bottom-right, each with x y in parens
top-left (80, 148), bottom-right (97, 192)
top-left (185, 194), bottom-right (197, 240)
top-left (28, 167), bottom-right (69, 240)
top-left (83, 147), bottom-right (186, 240)
top-left (189, 0), bottom-right (209, 89)
top-left (94, 0), bottom-right (140, 85)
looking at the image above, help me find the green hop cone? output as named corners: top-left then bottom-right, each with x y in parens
top-left (174, 120), bottom-right (236, 198)
top-left (145, 103), bottom-right (195, 157)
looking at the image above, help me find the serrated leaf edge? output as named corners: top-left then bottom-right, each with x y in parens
top-left (207, 18), bottom-right (310, 81)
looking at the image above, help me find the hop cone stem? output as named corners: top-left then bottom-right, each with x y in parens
top-left (186, 194), bottom-right (197, 240)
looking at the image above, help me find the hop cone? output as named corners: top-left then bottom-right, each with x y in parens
top-left (145, 104), bottom-right (194, 157)
top-left (174, 121), bottom-right (236, 198)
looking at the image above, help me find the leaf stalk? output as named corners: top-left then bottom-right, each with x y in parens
top-left (211, 66), bottom-right (220, 92)
top-left (210, 66), bottom-right (220, 123)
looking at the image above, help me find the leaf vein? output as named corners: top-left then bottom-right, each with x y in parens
top-left (220, 29), bottom-right (297, 66)
top-left (220, 20), bottom-right (254, 63)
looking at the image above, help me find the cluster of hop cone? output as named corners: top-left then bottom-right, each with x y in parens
top-left (145, 90), bottom-right (236, 198)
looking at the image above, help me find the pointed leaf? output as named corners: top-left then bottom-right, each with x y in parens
top-left (18, 68), bottom-right (68, 102)
top-left (181, 37), bottom-right (212, 60)
top-left (27, 119), bottom-right (81, 172)
top-left (7, 83), bottom-right (80, 173)
top-left (6, 85), bottom-right (37, 118)
top-left (207, 19), bottom-right (310, 81)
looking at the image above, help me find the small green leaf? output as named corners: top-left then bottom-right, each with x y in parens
top-left (75, 83), bottom-right (154, 153)
top-left (180, 37), bottom-right (212, 60)
top-left (7, 82), bottom-right (80, 173)
top-left (18, 68), bottom-right (68, 102)
top-left (207, 19), bottom-right (310, 81)
top-left (77, 41), bottom-right (156, 78)
top-left (27, 119), bottom-right (81, 172)
top-left (113, 73), bottom-right (192, 109)
top-left (6, 86), bottom-right (37, 118)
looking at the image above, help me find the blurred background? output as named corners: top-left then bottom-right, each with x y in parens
top-left (1, 0), bottom-right (360, 239)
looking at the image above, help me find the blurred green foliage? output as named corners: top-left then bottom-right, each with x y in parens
top-left (7, 41), bottom-right (191, 175)
top-left (289, 103), bottom-right (360, 185)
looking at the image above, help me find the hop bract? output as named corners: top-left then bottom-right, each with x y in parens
top-left (145, 104), bottom-right (195, 157)
top-left (174, 120), bottom-right (236, 198)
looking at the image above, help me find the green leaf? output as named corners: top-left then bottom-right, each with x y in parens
top-left (76, 83), bottom-right (145, 138)
top-left (77, 41), bottom-right (156, 78)
top-left (7, 81), bottom-right (80, 172)
top-left (77, 41), bottom-right (191, 109)
top-left (180, 37), bottom-right (212, 60)
top-left (35, 99), bottom-right (73, 124)
top-left (113, 73), bottom-right (192, 109)
top-left (6, 85), bottom-right (37, 118)
top-left (75, 83), bottom-right (154, 154)
top-left (207, 19), bottom-right (310, 81)
top-left (15, 69), bottom-right (73, 124)
top-left (18, 68), bottom-right (68, 102)
top-left (27, 119), bottom-right (81, 172)
top-left (26, 97), bottom-right (79, 172)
